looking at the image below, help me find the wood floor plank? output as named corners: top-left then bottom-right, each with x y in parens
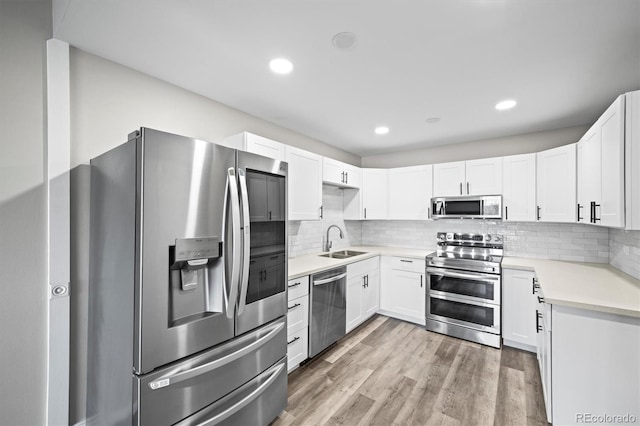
top-left (272, 315), bottom-right (549, 426)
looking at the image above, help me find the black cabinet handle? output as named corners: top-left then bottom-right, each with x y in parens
top-left (466, 182), bottom-right (470, 194)
top-left (287, 336), bottom-right (300, 345)
top-left (577, 204), bottom-right (583, 222)
top-left (287, 303), bottom-right (301, 311)
top-left (269, 211), bottom-right (272, 221)
top-left (537, 296), bottom-right (545, 303)
top-left (505, 206), bottom-right (508, 221)
top-left (591, 201), bottom-right (601, 223)
top-left (536, 310), bottom-right (542, 333)
top-left (341, 171), bottom-right (345, 183)
top-left (288, 282), bottom-right (301, 288)
top-left (420, 274), bottom-right (423, 288)
top-left (319, 205), bottom-right (323, 219)
top-left (400, 259), bottom-right (413, 263)
top-left (364, 208), bottom-right (367, 219)
top-left (460, 182), bottom-right (463, 195)
top-left (537, 206), bottom-right (541, 221)
top-left (345, 171), bottom-right (348, 184)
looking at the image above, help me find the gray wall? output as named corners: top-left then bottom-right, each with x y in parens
top-left (0, 0), bottom-right (52, 424)
top-left (361, 125), bottom-right (589, 168)
top-left (70, 48), bottom-right (360, 167)
top-left (67, 48), bottom-right (359, 424)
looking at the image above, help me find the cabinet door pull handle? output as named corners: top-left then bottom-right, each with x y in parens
top-left (400, 259), bottom-right (413, 263)
top-left (535, 310), bottom-right (542, 333)
top-left (364, 208), bottom-right (367, 219)
top-left (466, 182), bottom-right (470, 194)
top-left (288, 303), bottom-right (301, 311)
top-left (341, 171), bottom-right (345, 183)
top-left (460, 182), bottom-right (463, 195)
top-left (537, 296), bottom-right (545, 304)
top-left (420, 274), bottom-right (423, 288)
top-left (288, 282), bottom-right (301, 288)
top-left (537, 206), bottom-right (541, 221)
top-left (593, 202), bottom-right (601, 223)
top-left (287, 336), bottom-right (300, 345)
top-left (345, 171), bottom-right (348, 184)
top-left (319, 205), bottom-right (323, 219)
top-left (577, 203), bottom-right (583, 222)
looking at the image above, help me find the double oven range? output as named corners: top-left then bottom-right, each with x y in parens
top-left (426, 232), bottom-right (504, 348)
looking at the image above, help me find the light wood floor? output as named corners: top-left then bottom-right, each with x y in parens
top-left (271, 315), bottom-right (548, 426)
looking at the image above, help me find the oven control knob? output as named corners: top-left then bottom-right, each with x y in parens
top-left (486, 235), bottom-right (492, 242)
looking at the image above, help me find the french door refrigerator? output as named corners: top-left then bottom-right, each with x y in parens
top-left (87, 128), bottom-right (288, 425)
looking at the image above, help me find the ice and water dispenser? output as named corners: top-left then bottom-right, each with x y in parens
top-left (169, 237), bottom-right (223, 326)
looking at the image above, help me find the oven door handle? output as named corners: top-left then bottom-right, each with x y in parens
top-left (313, 272), bottom-right (347, 286)
top-left (426, 267), bottom-right (499, 281)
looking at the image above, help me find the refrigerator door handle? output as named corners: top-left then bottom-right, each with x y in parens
top-left (237, 169), bottom-right (251, 315)
top-left (148, 320), bottom-right (285, 390)
top-left (226, 168), bottom-right (241, 319)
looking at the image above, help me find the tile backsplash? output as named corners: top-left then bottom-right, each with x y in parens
top-left (361, 220), bottom-right (610, 263)
top-left (288, 186), bottom-right (361, 257)
top-left (609, 229), bottom-right (640, 279)
top-left (288, 186), bottom-right (640, 279)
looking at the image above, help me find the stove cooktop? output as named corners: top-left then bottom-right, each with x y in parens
top-left (427, 232), bottom-right (504, 274)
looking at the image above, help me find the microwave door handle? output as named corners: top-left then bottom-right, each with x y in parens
top-left (226, 168), bottom-right (241, 319)
top-left (237, 169), bottom-right (251, 316)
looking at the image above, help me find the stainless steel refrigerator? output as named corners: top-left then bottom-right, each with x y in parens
top-left (87, 128), bottom-right (288, 425)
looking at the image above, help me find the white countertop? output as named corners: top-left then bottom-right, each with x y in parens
top-left (288, 245), bottom-right (432, 280)
top-left (503, 257), bottom-right (640, 318)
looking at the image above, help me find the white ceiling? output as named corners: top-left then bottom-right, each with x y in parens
top-left (53, 0), bottom-right (640, 156)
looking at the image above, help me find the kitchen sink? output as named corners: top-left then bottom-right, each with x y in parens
top-left (319, 250), bottom-right (367, 259)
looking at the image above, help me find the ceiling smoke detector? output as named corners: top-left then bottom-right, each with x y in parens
top-left (332, 32), bottom-right (357, 49)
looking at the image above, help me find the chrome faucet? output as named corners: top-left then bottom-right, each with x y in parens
top-left (325, 224), bottom-right (344, 252)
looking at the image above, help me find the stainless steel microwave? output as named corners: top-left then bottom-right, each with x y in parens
top-left (431, 195), bottom-right (502, 219)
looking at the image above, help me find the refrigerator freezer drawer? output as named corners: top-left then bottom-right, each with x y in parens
top-left (135, 317), bottom-right (286, 425)
top-left (175, 357), bottom-right (287, 426)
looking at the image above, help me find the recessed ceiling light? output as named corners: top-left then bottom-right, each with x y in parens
top-left (332, 32), bottom-right (357, 49)
top-left (495, 99), bottom-right (517, 111)
top-left (269, 58), bottom-right (293, 74)
top-left (374, 126), bottom-right (389, 135)
top-left (425, 117), bottom-right (441, 124)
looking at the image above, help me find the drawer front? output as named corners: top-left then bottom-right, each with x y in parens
top-left (287, 327), bottom-right (308, 372)
top-left (347, 256), bottom-right (379, 277)
top-left (287, 294), bottom-right (309, 335)
top-left (287, 276), bottom-right (309, 301)
top-left (391, 256), bottom-right (425, 273)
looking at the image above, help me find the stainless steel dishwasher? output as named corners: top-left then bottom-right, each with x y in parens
top-left (309, 266), bottom-right (347, 358)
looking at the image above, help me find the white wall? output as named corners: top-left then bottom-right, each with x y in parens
top-left (70, 48), bottom-right (360, 167)
top-left (0, 0), bottom-right (51, 424)
top-left (361, 125), bottom-right (588, 168)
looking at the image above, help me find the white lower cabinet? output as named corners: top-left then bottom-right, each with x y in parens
top-left (379, 256), bottom-right (426, 325)
top-left (286, 276), bottom-right (309, 372)
top-left (346, 257), bottom-right (380, 332)
top-left (502, 268), bottom-right (537, 351)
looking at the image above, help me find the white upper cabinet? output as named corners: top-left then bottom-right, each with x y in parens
top-left (344, 168), bottom-right (388, 220)
top-left (323, 157), bottom-right (360, 189)
top-left (577, 96), bottom-right (625, 227)
top-left (361, 169), bottom-right (388, 220)
top-left (433, 161), bottom-right (466, 196)
top-left (388, 165), bottom-right (433, 220)
top-left (223, 132), bottom-right (286, 161)
top-left (433, 157), bottom-right (502, 196)
top-left (503, 153), bottom-right (536, 221)
top-left (536, 144), bottom-right (577, 223)
top-left (465, 157), bottom-right (503, 195)
top-left (625, 90), bottom-right (640, 230)
top-left (285, 146), bottom-right (323, 221)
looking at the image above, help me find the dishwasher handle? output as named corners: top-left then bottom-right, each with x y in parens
top-left (313, 272), bottom-right (347, 286)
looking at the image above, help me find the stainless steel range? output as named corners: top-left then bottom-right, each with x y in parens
top-left (426, 232), bottom-right (504, 348)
